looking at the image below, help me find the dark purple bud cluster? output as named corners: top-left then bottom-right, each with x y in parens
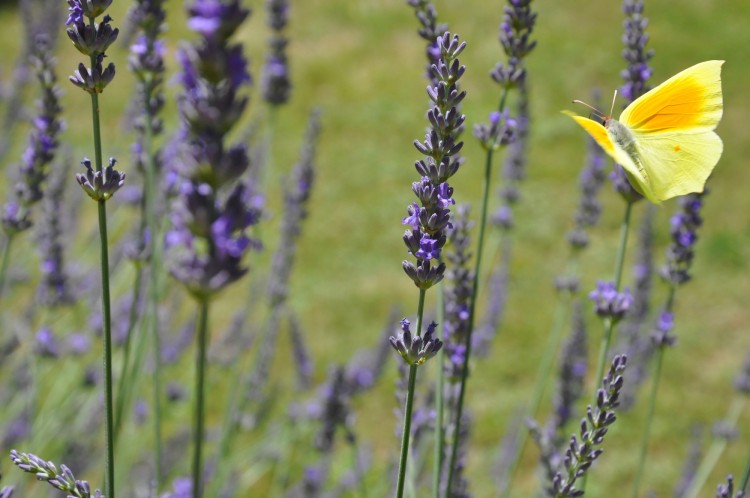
top-left (650, 310), bottom-right (676, 347)
top-left (588, 280), bottom-right (633, 321)
top-left (9, 450), bottom-right (104, 498)
top-left (167, 0), bottom-right (260, 299)
top-left (716, 475), bottom-right (745, 498)
top-left (402, 32), bottom-right (466, 290)
top-left (490, 0), bottom-right (537, 89)
top-left (65, 0), bottom-right (118, 94)
top-left (660, 191), bottom-right (705, 286)
top-left (406, 0), bottom-right (448, 84)
top-left (76, 157), bottom-right (126, 201)
top-left (473, 111), bottom-right (516, 151)
top-left (389, 318), bottom-right (443, 366)
top-left (620, 0), bottom-right (654, 102)
top-left (733, 353), bottom-right (750, 395)
top-left (261, 0), bottom-right (291, 105)
top-left (550, 355), bottom-right (627, 498)
top-left (1, 36), bottom-right (63, 236)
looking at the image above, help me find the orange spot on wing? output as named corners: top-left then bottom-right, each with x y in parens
top-left (674, 144), bottom-right (681, 152)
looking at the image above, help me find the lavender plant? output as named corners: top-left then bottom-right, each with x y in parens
top-left (261, 0), bottom-right (291, 106)
top-left (166, 0), bottom-right (258, 493)
top-left (391, 31), bottom-right (469, 498)
top-left (63, 0), bottom-right (123, 495)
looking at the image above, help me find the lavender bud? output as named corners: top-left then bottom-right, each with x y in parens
top-left (389, 318), bottom-right (443, 366)
top-left (588, 281), bottom-right (633, 321)
top-left (76, 157), bottom-right (126, 201)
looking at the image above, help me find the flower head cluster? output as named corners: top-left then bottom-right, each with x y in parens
top-left (402, 32), bottom-right (466, 290)
top-left (490, 0), bottom-right (537, 90)
top-left (621, 0), bottom-right (654, 102)
top-left (1, 36), bottom-right (63, 236)
top-left (660, 191), bottom-right (705, 286)
top-left (588, 280), bottom-right (633, 322)
top-left (716, 475), bottom-right (745, 498)
top-left (261, 0), bottom-right (291, 105)
top-left (389, 318), bottom-right (443, 366)
top-left (66, 0), bottom-right (118, 94)
top-left (733, 353), bottom-right (750, 395)
top-left (549, 355), bottom-right (627, 498)
top-left (651, 310), bottom-right (676, 347)
top-left (10, 450), bottom-right (103, 498)
top-left (167, 0), bottom-right (260, 299)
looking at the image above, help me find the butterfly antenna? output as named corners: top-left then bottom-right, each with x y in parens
top-left (609, 89), bottom-right (618, 117)
top-left (572, 99), bottom-right (605, 120)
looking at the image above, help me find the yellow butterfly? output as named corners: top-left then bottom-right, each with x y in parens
top-left (565, 60), bottom-right (724, 203)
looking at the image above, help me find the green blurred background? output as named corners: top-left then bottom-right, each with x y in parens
top-left (1, 0), bottom-right (749, 496)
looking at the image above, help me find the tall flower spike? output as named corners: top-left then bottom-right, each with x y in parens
top-left (401, 32), bottom-right (466, 290)
top-left (660, 191), bottom-right (706, 286)
top-left (10, 450), bottom-right (104, 498)
top-left (167, 0), bottom-right (260, 298)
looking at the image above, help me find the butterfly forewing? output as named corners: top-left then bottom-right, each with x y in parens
top-left (620, 60), bottom-right (724, 133)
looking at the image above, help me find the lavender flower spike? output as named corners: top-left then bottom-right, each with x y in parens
top-left (390, 319), bottom-right (443, 366)
top-left (588, 280), bottom-right (633, 322)
top-left (10, 450), bottom-right (104, 498)
top-left (402, 32), bottom-right (466, 290)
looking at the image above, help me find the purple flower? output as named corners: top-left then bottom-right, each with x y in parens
top-left (620, 0), bottom-right (654, 102)
top-left (588, 280), bottom-right (633, 321)
top-left (389, 319), bottom-right (443, 366)
top-left (651, 310), bottom-right (676, 347)
top-left (490, 0), bottom-right (537, 89)
top-left (660, 191), bottom-right (706, 286)
top-left (401, 32), bottom-right (466, 290)
top-left (36, 327), bottom-right (60, 358)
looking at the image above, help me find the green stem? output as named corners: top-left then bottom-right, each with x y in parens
top-left (113, 265), bottom-right (143, 438)
top-left (192, 297), bottom-right (210, 498)
top-left (445, 85), bottom-right (507, 492)
top-left (740, 443), bottom-right (750, 493)
top-left (0, 233), bottom-right (13, 298)
top-left (684, 396), bottom-right (747, 498)
top-left (433, 280), bottom-right (445, 498)
top-left (87, 27), bottom-right (115, 494)
top-left (97, 198), bottom-right (115, 498)
top-left (395, 289), bottom-right (427, 498)
top-left (142, 78), bottom-right (164, 488)
top-left (582, 200), bottom-right (633, 495)
top-left (591, 201), bottom-right (633, 396)
top-left (500, 293), bottom-right (571, 498)
top-left (631, 345), bottom-right (665, 498)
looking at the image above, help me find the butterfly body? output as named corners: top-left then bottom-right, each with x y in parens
top-left (566, 60), bottom-right (724, 203)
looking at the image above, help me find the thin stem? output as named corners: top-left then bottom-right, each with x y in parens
top-left (113, 265), bottom-right (143, 438)
top-left (142, 77), bottom-right (164, 488)
top-left (684, 396), bottom-right (747, 498)
top-left (433, 279), bottom-right (445, 498)
top-left (395, 289), bottom-right (427, 498)
top-left (445, 84), bottom-right (507, 492)
top-left (97, 198), bottom-right (115, 498)
top-left (192, 297), bottom-right (210, 498)
top-left (501, 293), bottom-right (571, 498)
top-left (0, 233), bottom-right (13, 298)
top-left (591, 201), bottom-right (633, 396)
top-left (88, 23), bottom-right (115, 494)
top-left (631, 345), bottom-right (665, 498)
top-left (740, 443), bottom-right (750, 493)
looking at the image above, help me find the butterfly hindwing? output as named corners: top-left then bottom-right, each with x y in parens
top-left (630, 128), bottom-right (723, 201)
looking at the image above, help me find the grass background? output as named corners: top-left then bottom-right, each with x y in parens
top-left (0, 0), bottom-right (749, 496)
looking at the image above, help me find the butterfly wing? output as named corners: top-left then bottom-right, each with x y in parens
top-left (563, 112), bottom-right (617, 157)
top-left (628, 129), bottom-right (723, 201)
top-left (616, 60), bottom-right (724, 202)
